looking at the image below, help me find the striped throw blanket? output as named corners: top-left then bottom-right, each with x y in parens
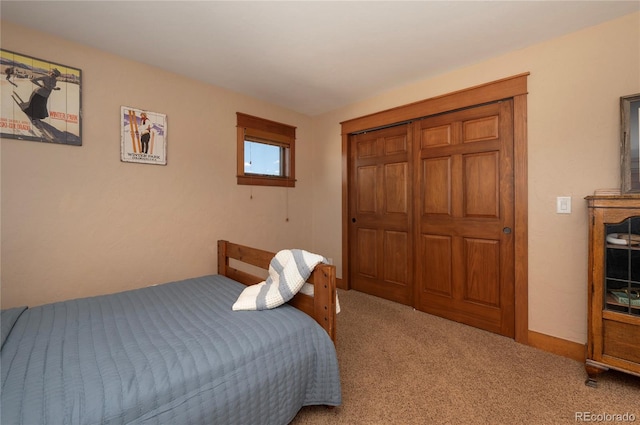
top-left (232, 249), bottom-right (325, 311)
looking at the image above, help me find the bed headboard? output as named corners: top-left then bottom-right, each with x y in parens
top-left (217, 240), bottom-right (337, 343)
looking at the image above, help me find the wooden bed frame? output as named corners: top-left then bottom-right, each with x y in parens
top-left (217, 240), bottom-right (337, 343)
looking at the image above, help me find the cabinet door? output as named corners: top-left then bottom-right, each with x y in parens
top-left (601, 215), bottom-right (640, 368)
top-left (603, 216), bottom-right (640, 317)
top-left (588, 202), bottom-right (640, 373)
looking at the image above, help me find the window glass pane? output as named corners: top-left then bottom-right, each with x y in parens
top-left (244, 140), bottom-right (282, 176)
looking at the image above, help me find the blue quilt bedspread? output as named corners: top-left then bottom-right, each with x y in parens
top-left (1, 275), bottom-right (341, 425)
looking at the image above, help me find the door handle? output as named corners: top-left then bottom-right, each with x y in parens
top-left (352, 218), bottom-right (356, 223)
top-left (503, 227), bottom-right (512, 234)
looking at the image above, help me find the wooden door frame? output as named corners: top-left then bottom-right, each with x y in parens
top-left (340, 73), bottom-right (529, 344)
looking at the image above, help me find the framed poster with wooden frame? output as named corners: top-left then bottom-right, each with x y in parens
top-left (0, 48), bottom-right (81, 146)
top-left (120, 106), bottom-right (167, 165)
top-left (621, 93), bottom-right (640, 193)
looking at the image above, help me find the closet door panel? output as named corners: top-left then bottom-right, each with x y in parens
top-left (463, 115), bottom-right (499, 143)
top-left (416, 101), bottom-right (515, 337)
top-left (422, 124), bottom-right (452, 147)
top-left (349, 124), bottom-right (413, 305)
top-left (384, 162), bottom-right (408, 214)
top-left (463, 152), bottom-right (499, 218)
top-left (419, 234), bottom-right (452, 296)
top-left (357, 228), bottom-right (378, 278)
top-left (357, 166), bottom-right (377, 214)
top-left (383, 230), bottom-right (409, 285)
top-left (422, 157), bottom-right (451, 215)
top-left (463, 237), bottom-right (500, 307)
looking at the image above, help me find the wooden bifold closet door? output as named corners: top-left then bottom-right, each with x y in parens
top-left (348, 100), bottom-right (515, 337)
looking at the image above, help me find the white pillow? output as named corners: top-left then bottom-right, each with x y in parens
top-left (232, 249), bottom-right (325, 311)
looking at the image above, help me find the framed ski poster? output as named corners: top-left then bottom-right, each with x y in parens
top-left (121, 106), bottom-right (167, 165)
top-left (0, 49), bottom-right (81, 146)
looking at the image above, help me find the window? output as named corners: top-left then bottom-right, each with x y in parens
top-left (236, 112), bottom-right (296, 187)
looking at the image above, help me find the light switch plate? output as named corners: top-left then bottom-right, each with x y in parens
top-left (557, 196), bottom-right (571, 214)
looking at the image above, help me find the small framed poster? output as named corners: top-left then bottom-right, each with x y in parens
top-left (121, 106), bottom-right (167, 165)
top-left (1, 48), bottom-right (81, 146)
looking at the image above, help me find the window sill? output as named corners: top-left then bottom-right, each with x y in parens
top-left (237, 175), bottom-right (296, 187)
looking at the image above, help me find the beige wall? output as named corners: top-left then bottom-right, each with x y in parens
top-left (2, 13), bottom-right (639, 345)
top-left (311, 12), bottom-right (640, 344)
top-left (1, 21), bottom-right (318, 308)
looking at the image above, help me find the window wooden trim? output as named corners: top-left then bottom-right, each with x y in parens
top-left (237, 113), bottom-right (296, 187)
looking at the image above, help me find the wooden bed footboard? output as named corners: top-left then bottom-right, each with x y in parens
top-left (217, 240), bottom-right (337, 343)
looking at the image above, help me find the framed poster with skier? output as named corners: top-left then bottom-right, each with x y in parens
top-left (121, 106), bottom-right (167, 165)
top-left (0, 49), bottom-right (81, 146)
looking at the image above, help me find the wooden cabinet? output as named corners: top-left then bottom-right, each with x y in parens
top-left (585, 194), bottom-right (640, 386)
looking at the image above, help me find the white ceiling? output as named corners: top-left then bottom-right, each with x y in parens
top-left (2, 1), bottom-right (639, 116)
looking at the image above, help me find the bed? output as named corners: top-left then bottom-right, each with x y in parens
top-left (1, 240), bottom-right (341, 425)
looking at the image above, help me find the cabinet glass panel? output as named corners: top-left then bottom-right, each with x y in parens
top-left (604, 216), bottom-right (640, 316)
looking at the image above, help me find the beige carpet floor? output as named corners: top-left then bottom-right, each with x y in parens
top-left (291, 289), bottom-right (640, 425)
